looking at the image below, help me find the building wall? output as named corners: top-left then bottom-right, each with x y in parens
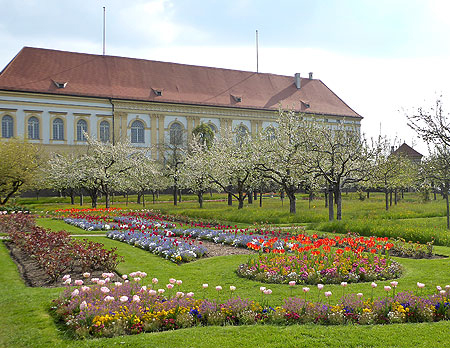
top-left (0, 91), bottom-right (361, 158)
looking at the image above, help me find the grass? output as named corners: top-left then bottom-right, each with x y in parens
top-left (3, 194), bottom-right (450, 346)
top-left (2, 229), bottom-right (450, 347)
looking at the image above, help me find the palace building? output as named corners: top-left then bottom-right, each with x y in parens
top-left (0, 47), bottom-right (362, 158)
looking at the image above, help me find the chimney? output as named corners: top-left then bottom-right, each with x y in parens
top-left (295, 73), bottom-right (301, 89)
top-left (309, 72), bottom-right (313, 80)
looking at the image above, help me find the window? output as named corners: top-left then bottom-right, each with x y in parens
top-left (265, 126), bottom-right (276, 141)
top-left (76, 119), bottom-right (88, 141)
top-left (169, 122), bottom-right (183, 145)
top-left (53, 118), bottom-right (64, 140)
top-left (131, 120), bottom-right (144, 143)
top-left (208, 123), bottom-right (218, 133)
top-left (235, 125), bottom-right (249, 145)
top-left (1, 115), bottom-right (13, 138)
top-left (99, 120), bottom-right (110, 143)
top-left (27, 116), bottom-right (39, 139)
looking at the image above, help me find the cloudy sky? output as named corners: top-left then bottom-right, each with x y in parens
top-left (1, 0), bottom-right (450, 154)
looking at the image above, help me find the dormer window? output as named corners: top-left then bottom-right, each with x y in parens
top-left (232, 95), bottom-right (242, 102)
top-left (53, 80), bottom-right (67, 88)
top-left (152, 88), bottom-right (163, 96)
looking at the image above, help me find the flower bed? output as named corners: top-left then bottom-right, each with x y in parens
top-left (3, 214), bottom-right (123, 280)
top-left (107, 229), bottom-right (207, 263)
top-left (51, 272), bottom-right (450, 339)
top-left (237, 252), bottom-right (403, 284)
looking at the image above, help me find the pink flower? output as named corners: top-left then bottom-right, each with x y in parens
top-left (260, 286), bottom-right (266, 293)
top-left (100, 286), bottom-right (110, 294)
top-left (74, 279), bottom-right (83, 286)
top-left (71, 289), bottom-right (79, 297)
top-left (104, 296), bottom-right (114, 302)
top-left (176, 280), bottom-right (183, 285)
top-left (132, 295), bottom-right (140, 302)
top-left (357, 293), bottom-right (363, 299)
top-left (140, 272), bottom-right (147, 278)
top-left (91, 278), bottom-right (99, 284)
top-left (80, 301), bottom-right (87, 310)
top-left (384, 286), bottom-right (391, 292)
top-left (317, 284), bottom-right (324, 290)
top-left (149, 289), bottom-right (157, 296)
top-left (263, 289), bottom-right (272, 295)
top-left (302, 287), bottom-right (310, 293)
top-left (158, 289), bottom-right (165, 294)
top-left (371, 282), bottom-right (377, 288)
top-left (97, 280), bottom-right (106, 286)
top-left (437, 286), bottom-right (442, 291)
top-left (63, 279), bottom-right (71, 285)
top-left (215, 286), bottom-right (222, 291)
top-left (324, 291), bottom-right (332, 298)
top-left (169, 278), bottom-right (176, 284)
top-left (133, 277), bottom-right (141, 282)
top-left (102, 273), bottom-right (109, 278)
top-left (115, 282), bottom-right (122, 287)
top-left (417, 282), bottom-right (425, 289)
top-left (140, 286), bottom-right (147, 292)
top-left (202, 284), bottom-right (208, 289)
top-left (341, 282), bottom-right (348, 287)
top-left (230, 286), bottom-right (236, 292)
top-left (62, 274), bottom-right (71, 281)
top-left (122, 274), bottom-right (128, 280)
top-left (176, 292), bottom-right (184, 298)
top-left (440, 290), bottom-right (446, 295)
top-left (83, 272), bottom-right (90, 278)
top-left (81, 286), bottom-right (90, 292)
top-left (289, 281), bottom-right (296, 287)
top-left (167, 283), bottom-right (174, 289)
top-left (390, 281), bottom-right (398, 288)
top-left (445, 285), bottom-right (450, 290)
top-left (120, 296), bottom-right (128, 303)
top-left (152, 278), bottom-right (158, 284)
top-left (186, 292), bottom-right (194, 297)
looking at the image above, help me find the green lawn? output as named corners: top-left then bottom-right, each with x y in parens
top-left (2, 232), bottom-right (450, 347)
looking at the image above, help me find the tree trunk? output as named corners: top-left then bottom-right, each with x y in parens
top-left (280, 191), bottom-right (284, 207)
top-left (254, 191), bottom-right (257, 200)
top-left (70, 190), bottom-right (75, 205)
top-left (111, 192), bottom-right (114, 206)
top-left (79, 192), bottom-right (83, 206)
top-left (248, 191), bottom-right (253, 204)
top-left (142, 193), bottom-right (145, 208)
top-left (210, 188), bottom-right (213, 197)
top-left (394, 189), bottom-right (398, 205)
top-left (198, 191), bottom-right (203, 208)
top-left (389, 190), bottom-right (392, 206)
top-left (385, 189), bottom-right (389, 211)
top-left (137, 193), bottom-right (141, 204)
top-left (228, 192), bottom-right (233, 206)
top-left (152, 192), bottom-right (156, 204)
top-left (434, 190), bottom-right (437, 200)
top-left (367, 190), bottom-right (370, 199)
top-left (336, 188), bottom-right (342, 220)
top-left (238, 191), bottom-right (244, 209)
top-left (178, 189), bottom-right (182, 203)
top-left (126, 193), bottom-right (129, 206)
top-left (173, 186), bottom-right (178, 206)
top-left (325, 190), bottom-right (328, 208)
top-left (446, 193), bottom-right (450, 230)
top-left (328, 187), bottom-right (334, 221)
top-left (90, 191), bottom-right (98, 208)
top-left (105, 191), bottom-right (110, 209)
top-left (287, 191), bottom-right (296, 214)
top-left (401, 190), bottom-right (404, 199)
top-left (259, 190), bottom-right (263, 207)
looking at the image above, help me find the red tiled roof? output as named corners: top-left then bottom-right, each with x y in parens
top-left (0, 47), bottom-right (362, 118)
top-left (392, 143), bottom-right (423, 158)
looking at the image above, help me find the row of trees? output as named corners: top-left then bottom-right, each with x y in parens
top-left (2, 103), bottom-right (450, 226)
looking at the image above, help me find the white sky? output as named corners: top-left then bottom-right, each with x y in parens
top-left (2, 0), bottom-right (450, 155)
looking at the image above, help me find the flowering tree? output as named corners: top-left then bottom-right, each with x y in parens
top-left (0, 139), bottom-right (41, 205)
top-left (254, 109), bottom-right (310, 214)
top-left (305, 123), bottom-right (377, 221)
top-left (46, 153), bottom-right (84, 205)
top-left (180, 136), bottom-right (214, 208)
top-left (80, 135), bottom-right (141, 208)
top-left (208, 133), bottom-right (257, 209)
top-left (422, 145), bottom-right (450, 229)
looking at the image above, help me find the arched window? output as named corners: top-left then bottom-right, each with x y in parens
top-left (169, 122), bottom-right (183, 145)
top-left (235, 125), bottom-right (249, 145)
top-left (27, 116), bottom-right (39, 139)
top-left (208, 123), bottom-right (218, 133)
top-left (53, 118), bottom-right (64, 140)
top-left (99, 120), bottom-right (110, 143)
top-left (1, 115), bottom-right (13, 138)
top-left (131, 120), bottom-right (144, 143)
top-left (265, 126), bottom-right (276, 141)
top-left (76, 119), bottom-right (88, 141)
